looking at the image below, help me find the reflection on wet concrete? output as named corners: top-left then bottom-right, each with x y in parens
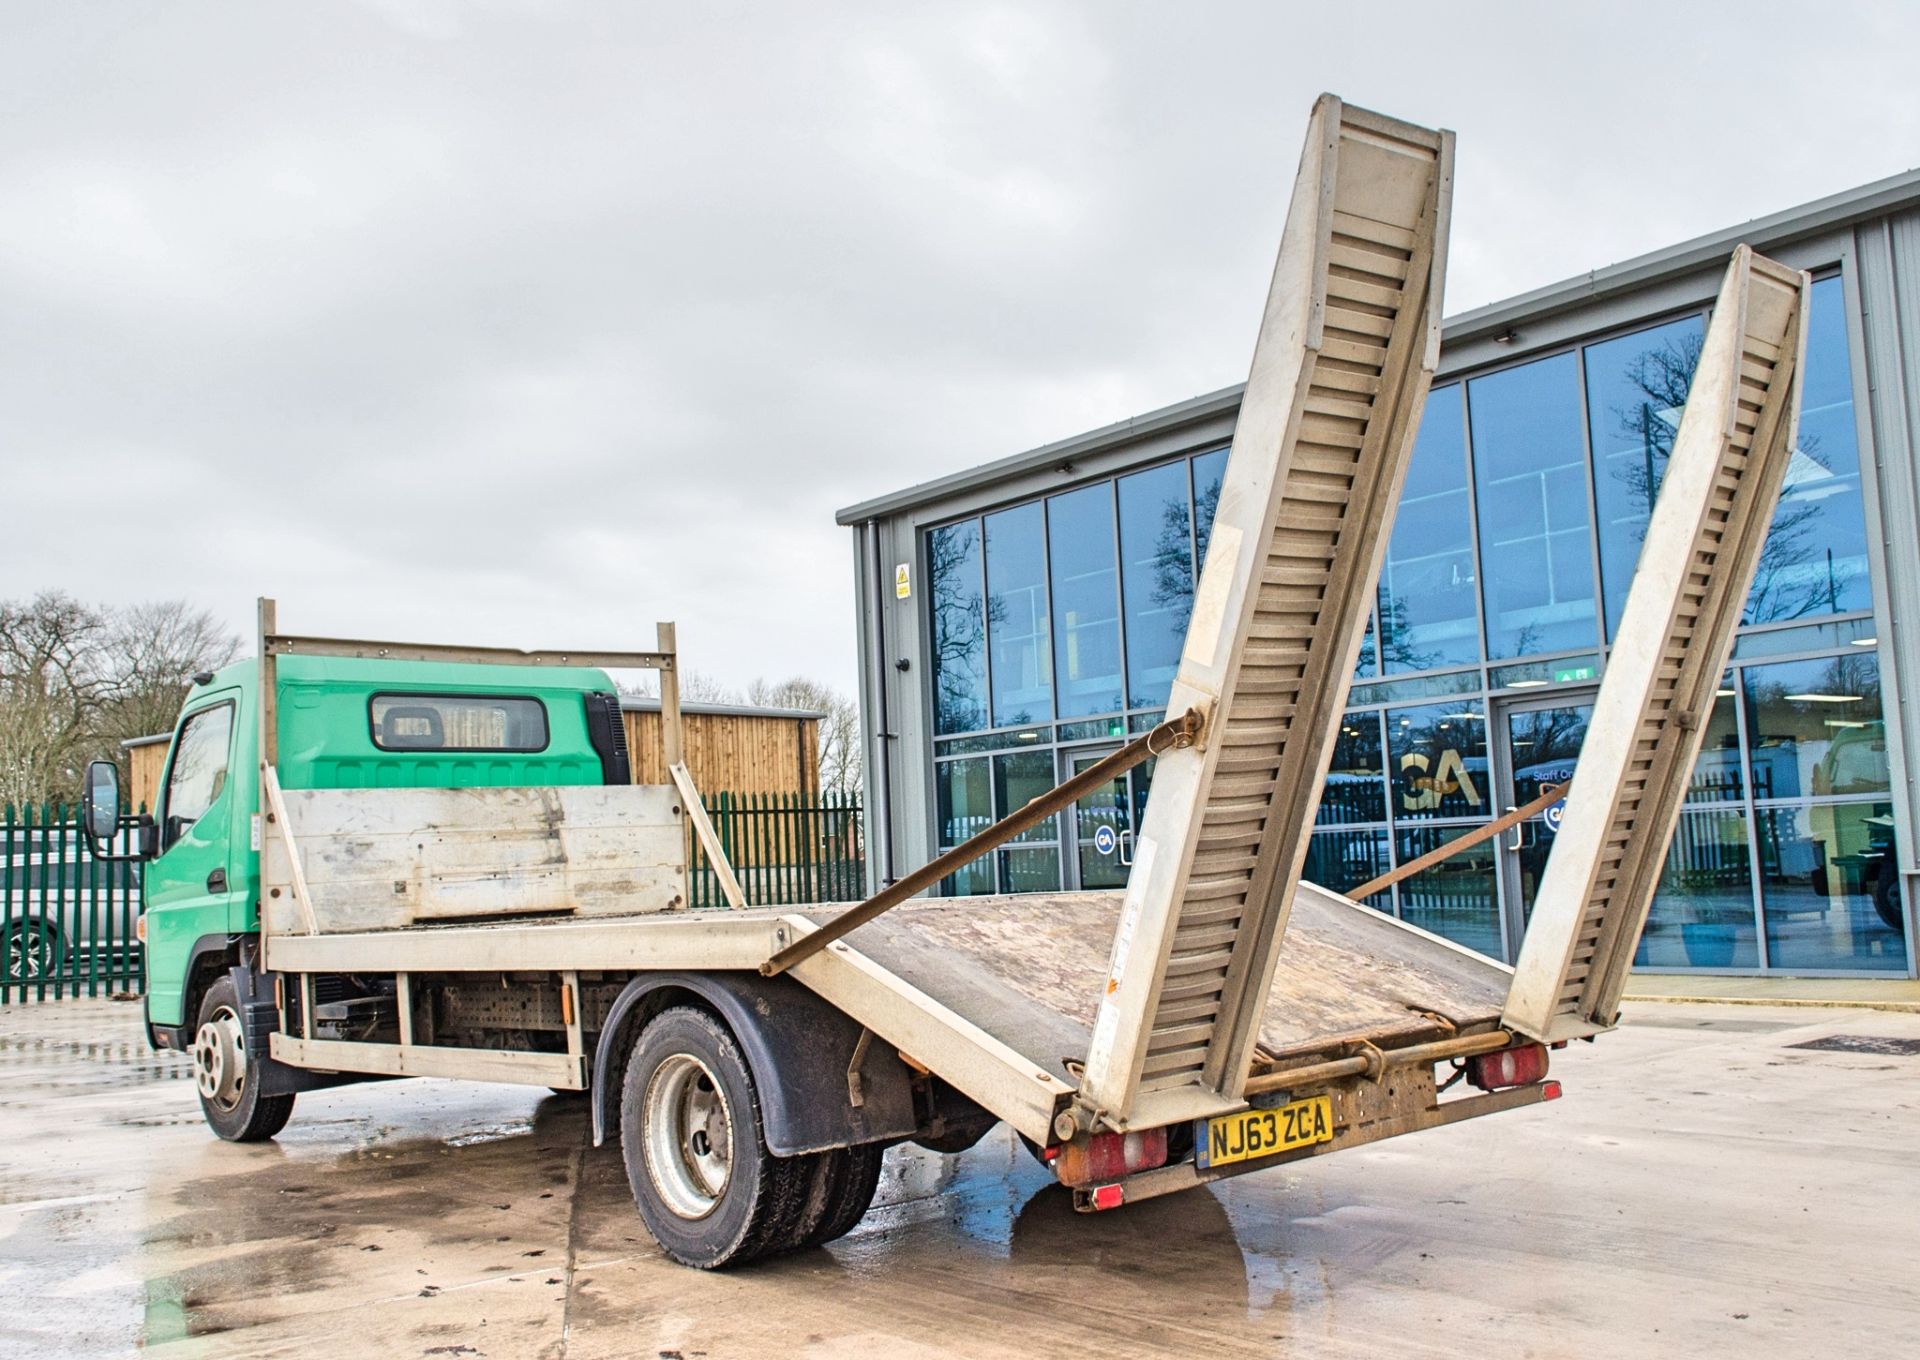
top-left (5, 997), bottom-right (1920, 1358)
top-left (137, 1096), bottom-right (595, 1352)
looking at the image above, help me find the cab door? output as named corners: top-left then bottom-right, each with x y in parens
top-left (142, 693), bottom-right (243, 1029)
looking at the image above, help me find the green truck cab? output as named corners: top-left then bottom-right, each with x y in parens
top-left (105, 656), bottom-right (630, 1048)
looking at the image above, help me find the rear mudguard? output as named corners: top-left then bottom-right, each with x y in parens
top-left (591, 971), bottom-right (924, 1157)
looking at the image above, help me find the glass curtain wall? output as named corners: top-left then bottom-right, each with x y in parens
top-left (927, 446), bottom-right (1226, 894)
top-left (920, 271), bottom-right (1905, 971)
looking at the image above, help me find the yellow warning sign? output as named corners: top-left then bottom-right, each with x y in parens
top-left (894, 563), bottom-right (911, 599)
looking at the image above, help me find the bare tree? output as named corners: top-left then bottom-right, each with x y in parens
top-left (0, 593), bottom-right (113, 809)
top-left (927, 521), bottom-right (988, 734)
top-left (100, 601), bottom-right (243, 749)
top-left (1611, 332), bottom-right (1852, 624)
top-left (0, 594), bottom-right (241, 809)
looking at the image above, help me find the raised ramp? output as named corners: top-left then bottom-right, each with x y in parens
top-left (1505, 247), bottom-right (1811, 1043)
top-left (1078, 96), bottom-right (1454, 1129)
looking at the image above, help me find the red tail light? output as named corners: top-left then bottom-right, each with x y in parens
top-left (1053, 1127), bottom-right (1169, 1187)
top-left (1467, 1042), bottom-right (1550, 1090)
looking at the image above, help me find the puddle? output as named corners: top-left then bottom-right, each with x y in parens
top-left (1788, 1034), bottom-right (1920, 1056)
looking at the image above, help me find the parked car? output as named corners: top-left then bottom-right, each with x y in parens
top-left (1, 847), bottom-right (143, 983)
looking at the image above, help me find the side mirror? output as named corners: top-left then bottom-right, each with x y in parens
top-left (83, 760), bottom-right (122, 843)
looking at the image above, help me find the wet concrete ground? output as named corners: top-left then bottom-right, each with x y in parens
top-left (2, 998), bottom-right (1916, 1359)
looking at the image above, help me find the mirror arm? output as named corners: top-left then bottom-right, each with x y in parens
top-left (83, 816), bottom-right (155, 864)
top-left (80, 815), bottom-right (158, 866)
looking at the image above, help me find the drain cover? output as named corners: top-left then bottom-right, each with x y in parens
top-left (1788, 1035), bottom-right (1920, 1056)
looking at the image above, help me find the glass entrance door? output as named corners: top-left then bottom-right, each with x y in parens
top-left (1493, 692), bottom-right (1594, 948)
top-left (1064, 747), bottom-right (1153, 890)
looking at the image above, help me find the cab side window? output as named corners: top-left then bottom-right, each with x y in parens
top-left (162, 704), bottom-right (234, 850)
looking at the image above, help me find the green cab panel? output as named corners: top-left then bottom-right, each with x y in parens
top-left (140, 655), bottom-right (618, 1028)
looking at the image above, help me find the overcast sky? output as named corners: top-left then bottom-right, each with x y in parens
top-left (4, 2), bottom-right (1916, 696)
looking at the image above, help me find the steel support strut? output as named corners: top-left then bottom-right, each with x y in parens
top-left (761, 708), bottom-right (1205, 977)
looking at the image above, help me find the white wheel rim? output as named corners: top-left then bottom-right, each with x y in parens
top-left (193, 1005), bottom-right (247, 1113)
top-left (6, 928), bottom-right (50, 980)
top-left (643, 1053), bottom-right (733, 1219)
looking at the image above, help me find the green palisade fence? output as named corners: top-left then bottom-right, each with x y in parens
top-left (2, 791), bottom-right (862, 1003)
top-left (1, 802), bottom-right (146, 1004)
top-left (689, 789), bottom-right (865, 909)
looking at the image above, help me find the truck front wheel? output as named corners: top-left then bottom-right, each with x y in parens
top-left (619, 1006), bottom-right (819, 1268)
top-left (192, 978), bottom-right (295, 1142)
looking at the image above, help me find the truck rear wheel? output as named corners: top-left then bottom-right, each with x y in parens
top-left (797, 1142), bottom-right (885, 1248)
top-left (618, 1006), bottom-right (817, 1269)
top-left (192, 977), bottom-right (295, 1142)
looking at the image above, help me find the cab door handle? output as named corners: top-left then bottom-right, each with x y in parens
top-left (207, 868), bottom-right (227, 893)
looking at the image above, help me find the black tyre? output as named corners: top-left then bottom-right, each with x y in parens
top-left (618, 1006), bottom-right (817, 1269)
top-left (192, 977), bottom-right (295, 1142)
top-left (797, 1142), bottom-right (884, 1248)
top-left (1875, 864), bottom-right (1906, 933)
top-left (3, 918), bottom-right (59, 983)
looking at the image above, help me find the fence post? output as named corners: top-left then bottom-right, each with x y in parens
top-left (2, 803), bottom-right (13, 1006)
top-left (34, 802), bottom-right (50, 1003)
top-left (800, 792), bottom-right (817, 904)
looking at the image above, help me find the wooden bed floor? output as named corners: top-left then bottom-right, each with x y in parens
top-left (808, 883), bottom-right (1512, 1083)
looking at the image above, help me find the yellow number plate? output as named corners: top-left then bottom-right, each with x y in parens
top-left (1197, 1095), bottom-right (1334, 1170)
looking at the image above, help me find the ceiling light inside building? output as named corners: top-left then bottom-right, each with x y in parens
top-left (1784, 693), bottom-right (1862, 703)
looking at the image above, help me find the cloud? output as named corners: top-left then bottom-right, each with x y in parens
top-left (2, 1), bottom-right (1913, 695)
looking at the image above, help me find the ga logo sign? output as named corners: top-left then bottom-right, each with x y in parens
top-left (1399, 749), bottom-right (1482, 813)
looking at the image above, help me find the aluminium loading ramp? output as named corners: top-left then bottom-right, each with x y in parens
top-left (1504, 247), bottom-right (1811, 1042)
top-left (1075, 96), bottom-right (1455, 1130)
top-left (253, 96), bottom-right (1812, 1166)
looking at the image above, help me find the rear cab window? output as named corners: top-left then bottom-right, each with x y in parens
top-left (369, 694), bottom-right (549, 752)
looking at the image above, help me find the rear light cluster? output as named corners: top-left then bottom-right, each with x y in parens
top-left (1466, 1042), bottom-right (1550, 1090)
top-left (1052, 1127), bottom-right (1169, 1188)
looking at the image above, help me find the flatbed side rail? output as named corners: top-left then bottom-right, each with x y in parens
top-left (1504, 248), bottom-right (1811, 1043)
top-left (1077, 95), bottom-right (1456, 1130)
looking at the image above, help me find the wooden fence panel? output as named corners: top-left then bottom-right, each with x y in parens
top-left (624, 710), bottom-right (820, 796)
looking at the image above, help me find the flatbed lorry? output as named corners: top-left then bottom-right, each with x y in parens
top-left (81, 96), bottom-right (1814, 1268)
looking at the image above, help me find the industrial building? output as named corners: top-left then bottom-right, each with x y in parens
top-left (840, 169), bottom-right (1920, 978)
